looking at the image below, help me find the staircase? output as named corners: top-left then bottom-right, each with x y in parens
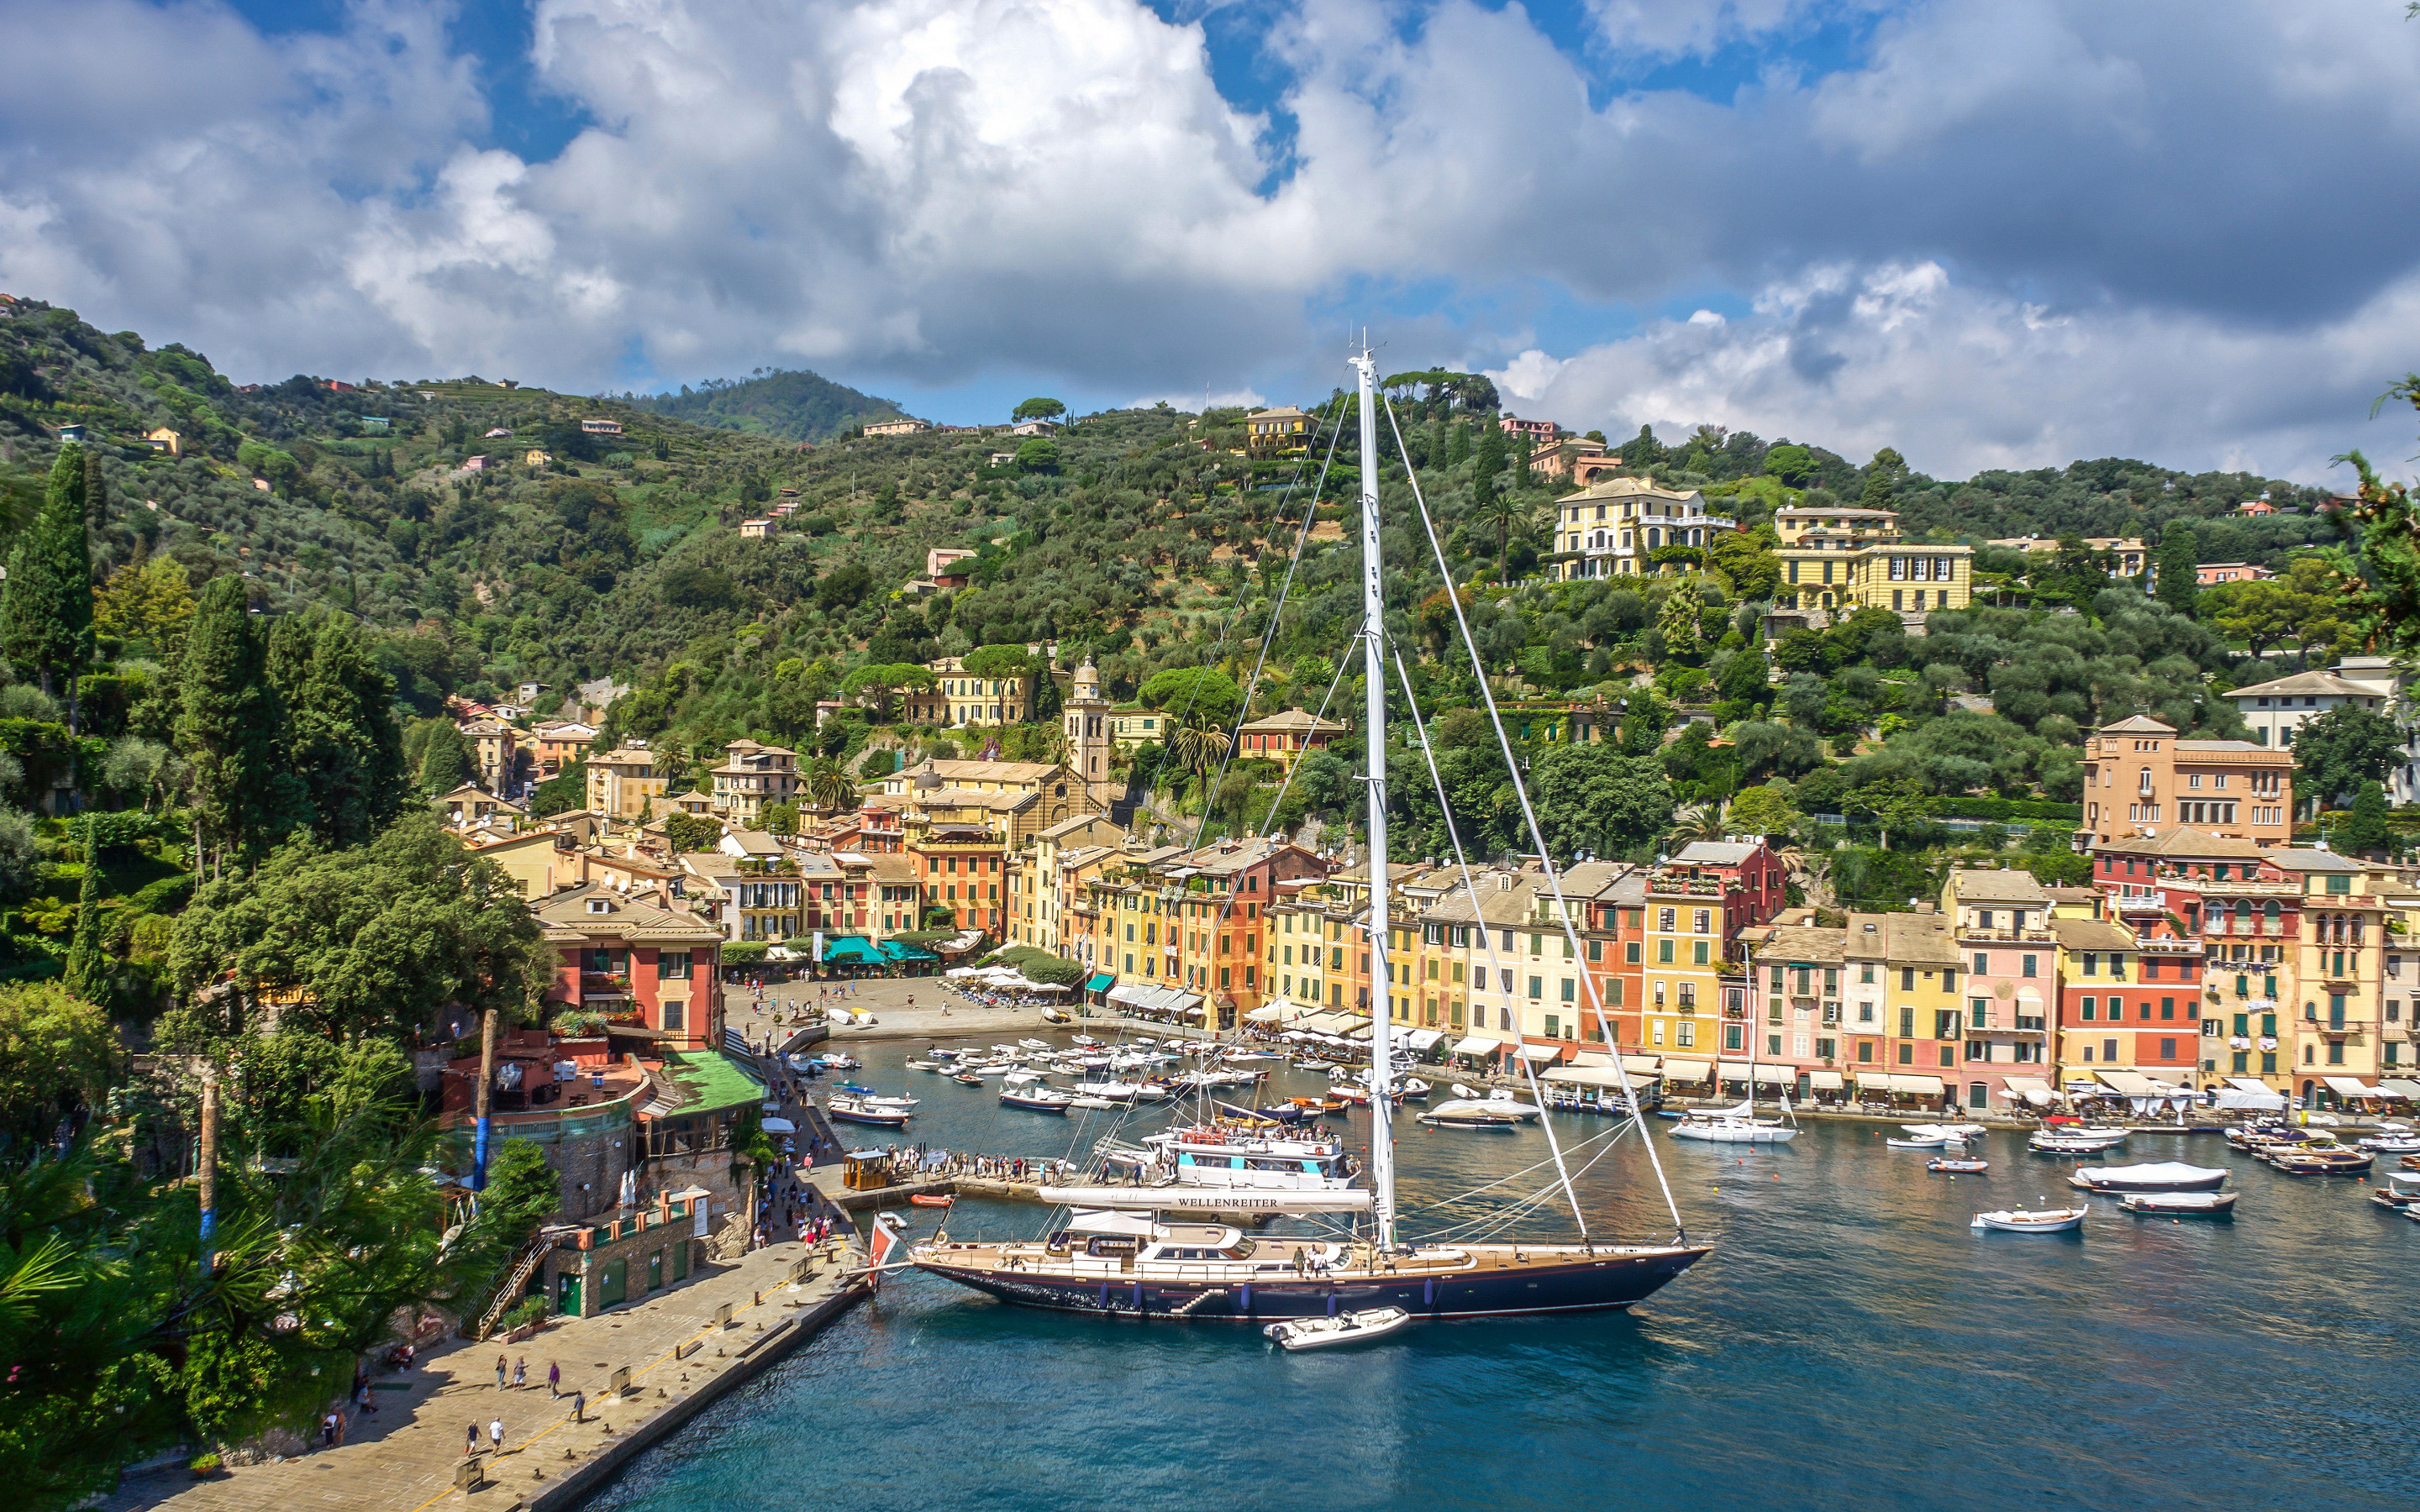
top-left (474, 1232), bottom-right (560, 1340)
top-left (1171, 1289), bottom-right (1228, 1317)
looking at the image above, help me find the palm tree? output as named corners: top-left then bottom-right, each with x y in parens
top-left (1664, 802), bottom-right (1726, 852)
top-left (1168, 708), bottom-right (1229, 801)
top-left (1477, 486), bottom-right (1528, 585)
top-left (804, 756), bottom-right (855, 814)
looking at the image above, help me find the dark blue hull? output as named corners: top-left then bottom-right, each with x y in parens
top-left (915, 1244), bottom-right (1710, 1321)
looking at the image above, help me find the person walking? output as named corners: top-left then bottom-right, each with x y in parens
top-left (547, 1360), bottom-right (561, 1399)
top-left (465, 1422), bottom-right (480, 1458)
top-left (357, 1381), bottom-right (377, 1417)
top-left (494, 1353), bottom-right (508, 1389)
top-left (512, 1357), bottom-right (526, 1389)
top-left (488, 1418), bottom-right (505, 1456)
top-left (571, 1390), bottom-right (586, 1424)
top-left (323, 1412), bottom-right (339, 1449)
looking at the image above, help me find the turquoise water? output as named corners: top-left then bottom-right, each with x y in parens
top-left (588, 1035), bottom-right (2417, 1511)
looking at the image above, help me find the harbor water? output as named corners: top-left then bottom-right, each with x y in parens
top-left (585, 1034), bottom-right (2417, 1511)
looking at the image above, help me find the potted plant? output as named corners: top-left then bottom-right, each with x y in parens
top-left (189, 1453), bottom-right (222, 1480)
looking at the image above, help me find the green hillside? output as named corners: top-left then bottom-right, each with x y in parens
top-left (623, 367), bottom-right (909, 442)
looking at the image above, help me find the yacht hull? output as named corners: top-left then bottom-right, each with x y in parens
top-left (910, 1242), bottom-right (1710, 1321)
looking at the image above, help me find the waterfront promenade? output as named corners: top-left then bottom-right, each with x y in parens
top-left (102, 1237), bottom-right (865, 1512)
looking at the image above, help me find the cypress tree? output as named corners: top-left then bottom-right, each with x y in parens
top-left (63, 816), bottom-right (106, 1002)
top-left (285, 612), bottom-right (408, 845)
top-left (2155, 521), bottom-right (2198, 617)
top-left (2338, 780), bottom-right (2394, 858)
top-left (1, 443), bottom-right (94, 720)
top-left (176, 575), bottom-right (278, 874)
top-left (417, 722), bottom-right (469, 794)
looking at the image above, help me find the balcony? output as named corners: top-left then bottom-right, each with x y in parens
top-left (1960, 927), bottom-right (2057, 942)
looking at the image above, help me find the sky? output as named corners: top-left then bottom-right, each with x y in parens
top-left (5, 0), bottom-right (2420, 480)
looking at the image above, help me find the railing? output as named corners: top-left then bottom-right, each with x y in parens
top-left (1961, 927), bottom-right (2056, 942)
top-left (475, 1229), bottom-right (566, 1340)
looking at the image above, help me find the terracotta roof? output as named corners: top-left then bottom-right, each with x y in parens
top-left (2092, 827), bottom-right (2266, 858)
top-left (534, 883), bottom-right (722, 943)
top-left (2097, 715), bottom-right (2177, 733)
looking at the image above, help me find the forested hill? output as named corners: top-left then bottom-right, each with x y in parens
top-left (0, 293), bottom-right (2364, 779)
top-left (622, 368), bottom-right (908, 442)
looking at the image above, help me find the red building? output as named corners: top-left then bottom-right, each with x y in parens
top-left (911, 822), bottom-right (1006, 936)
top-left (535, 884), bottom-right (725, 1050)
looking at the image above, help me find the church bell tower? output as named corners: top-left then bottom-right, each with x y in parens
top-left (1065, 655), bottom-right (1115, 810)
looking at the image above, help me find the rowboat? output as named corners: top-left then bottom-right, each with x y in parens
top-left (909, 1194), bottom-right (955, 1208)
top-left (1887, 1136), bottom-right (1951, 1149)
top-left (1927, 1158), bottom-right (1989, 1173)
top-left (1970, 1207), bottom-right (2086, 1233)
top-left (1418, 1111), bottom-right (1521, 1131)
top-left (1263, 1307), bottom-right (1413, 1351)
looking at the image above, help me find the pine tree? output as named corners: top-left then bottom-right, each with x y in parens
top-left (62, 816), bottom-right (106, 1002)
top-left (1859, 447), bottom-right (1907, 510)
top-left (2156, 521), bottom-right (2198, 617)
top-left (2, 443), bottom-right (94, 723)
top-left (176, 575), bottom-right (280, 873)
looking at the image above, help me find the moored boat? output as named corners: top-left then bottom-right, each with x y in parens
top-left (1418, 1110), bottom-right (1521, 1131)
top-left (1670, 1100), bottom-right (1798, 1144)
top-left (1927, 1157), bottom-right (1989, 1173)
top-left (2265, 1146), bottom-right (2373, 1176)
top-left (2067, 1161), bottom-right (2229, 1194)
top-left (2030, 1130), bottom-right (2127, 1156)
top-left (2370, 1170), bottom-right (2420, 1210)
top-left (827, 1092), bottom-right (910, 1127)
top-left (2118, 1190), bottom-right (2237, 1216)
top-left (1000, 1084), bottom-right (1076, 1114)
top-left (1970, 1207), bottom-right (2087, 1233)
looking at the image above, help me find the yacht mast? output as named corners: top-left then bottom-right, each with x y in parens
top-left (1354, 344), bottom-right (1397, 1253)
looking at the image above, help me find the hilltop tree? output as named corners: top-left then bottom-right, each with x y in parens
top-left (2155, 520), bottom-right (2198, 617)
top-left (1858, 447), bottom-right (1907, 509)
top-left (1138, 665), bottom-right (1241, 729)
top-left (1013, 397), bottom-right (1066, 423)
top-left (2, 443), bottom-right (97, 729)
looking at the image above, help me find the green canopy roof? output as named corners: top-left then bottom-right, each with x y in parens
top-left (1086, 973), bottom-right (1116, 992)
top-left (879, 939), bottom-right (939, 962)
top-left (659, 1050), bottom-right (766, 1116)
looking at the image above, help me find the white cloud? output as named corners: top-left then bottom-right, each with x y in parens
top-left (3, 0), bottom-right (2420, 474)
top-left (1487, 260), bottom-right (2420, 482)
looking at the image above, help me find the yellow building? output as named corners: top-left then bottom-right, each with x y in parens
top-left (1244, 407), bottom-right (1313, 459)
top-left (1772, 505), bottom-right (1973, 617)
top-left (587, 743), bottom-right (671, 821)
top-left (1550, 475), bottom-right (1736, 580)
top-left (1843, 911), bottom-right (1963, 1103)
top-left (2269, 849), bottom-right (2393, 1106)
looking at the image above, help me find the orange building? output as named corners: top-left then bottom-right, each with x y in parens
top-left (2081, 715), bottom-right (2293, 849)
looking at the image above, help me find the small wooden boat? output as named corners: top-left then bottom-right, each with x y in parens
top-left (1970, 1207), bottom-right (2087, 1233)
top-left (950, 1073), bottom-right (984, 1088)
top-left (906, 1058), bottom-right (944, 1073)
top-left (826, 1094), bottom-right (909, 1128)
top-left (1888, 1136), bottom-right (1950, 1149)
top-left (1927, 1157), bottom-right (1989, 1173)
top-left (2118, 1191), bottom-right (2237, 1216)
top-left (2370, 1171), bottom-right (2420, 1210)
top-left (2265, 1147), bottom-right (2374, 1176)
top-left (999, 1085), bottom-right (1076, 1114)
top-left (908, 1193), bottom-right (955, 1208)
top-left (1290, 1095), bottom-right (1351, 1116)
top-left (1263, 1306), bottom-right (1413, 1351)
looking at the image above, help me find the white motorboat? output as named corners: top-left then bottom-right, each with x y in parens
top-left (965, 1061), bottom-right (1020, 1077)
top-left (1000, 1084), bottom-right (1077, 1115)
top-left (2357, 1132), bottom-right (2420, 1154)
top-left (2066, 1162), bottom-right (2229, 1194)
top-left (1426, 1091), bottom-right (1543, 1122)
top-left (2118, 1190), bottom-right (2238, 1216)
top-left (1264, 1306), bottom-right (1413, 1351)
top-left (905, 1058), bottom-right (944, 1073)
top-left (825, 1092), bottom-right (910, 1128)
top-left (2029, 1130), bottom-right (2128, 1156)
top-left (2370, 1170), bottom-right (2420, 1210)
top-left (1886, 1136), bottom-right (1950, 1149)
top-left (1070, 1035), bottom-right (1102, 1048)
top-left (1133, 1123), bottom-right (1362, 1190)
top-left (1073, 1079), bottom-right (1144, 1102)
top-left (819, 1053), bottom-right (861, 1070)
top-left (1065, 1094), bottom-right (1123, 1110)
top-left (1970, 1207), bottom-right (2086, 1233)
top-left (1902, 1123), bottom-right (1986, 1142)
top-left (1018, 1038), bottom-right (1052, 1051)
top-left (1670, 1100), bottom-right (1798, 1144)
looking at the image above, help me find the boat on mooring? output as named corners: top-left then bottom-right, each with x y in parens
top-left (902, 348), bottom-right (1709, 1326)
top-left (827, 1092), bottom-right (912, 1127)
top-left (1970, 1207), bottom-right (2087, 1233)
top-left (2067, 1161), bottom-right (2229, 1194)
top-left (1670, 1099), bottom-right (1798, 1144)
top-left (2118, 1190), bottom-right (2238, 1217)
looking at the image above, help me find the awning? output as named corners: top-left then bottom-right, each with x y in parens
top-left (760, 1117), bottom-right (797, 1133)
top-left (1619, 1055), bottom-right (1663, 1077)
top-left (2001, 1076), bottom-right (2053, 1097)
top-left (1717, 1061), bottom-right (1791, 1085)
top-left (1662, 1058), bottom-right (1714, 1081)
top-left (1450, 1035), bottom-right (1503, 1057)
top-left (1894, 1074), bottom-right (1946, 1096)
top-left (1570, 1052), bottom-right (1613, 1068)
top-left (2096, 1070), bottom-right (2160, 1097)
top-left (2323, 1075), bottom-right (2383, 1098)
top-left (1542, 1067), bottom-right (1631, 1088)
top-left (1807, 1069), bottom-right (1845, 1090)
top-left (1716, 1060), bottom-right (1754, 1082)
top-left (2225, 1076), bottom-right (2275, 1094)
top-left (1516, 1043), bottom-right (1562, 1062)
top-left (1405, 1028), bottom-right (1445, 1051)
top-left (2381, 1079), bottom-right (2420, 1100)
top-left (1085, 972), bottom-right (1116, 993)
top-left (1244, 1005), bottom-right (1283, 1022)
